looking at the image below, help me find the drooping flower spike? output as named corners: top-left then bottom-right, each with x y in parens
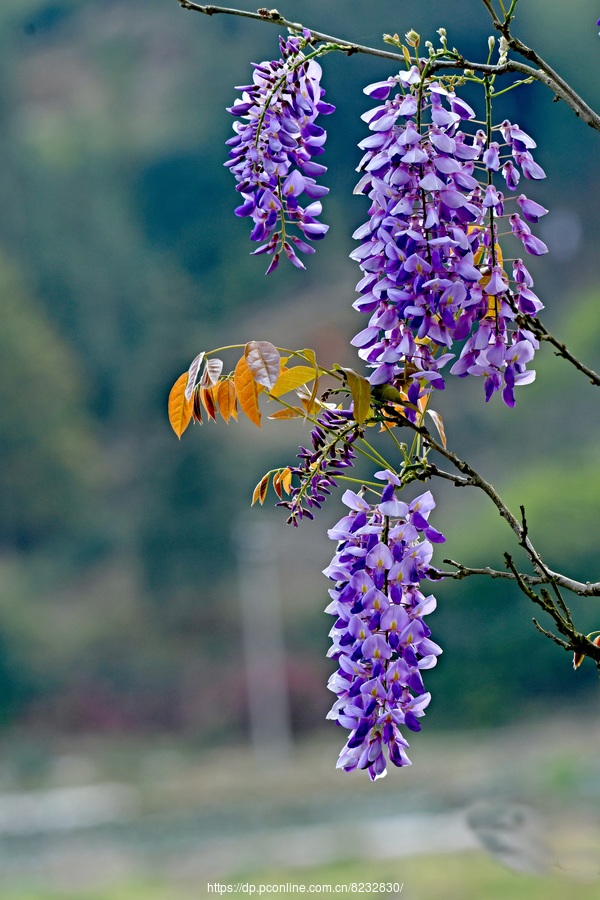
top-left (324, 471), bottom-right (444, 780)
top-left (352, 68), bottom-right (549, 407)
top-left (226, 30), bottom-right (335, 272)
top-left (278, 407), bottom-right (358, 525)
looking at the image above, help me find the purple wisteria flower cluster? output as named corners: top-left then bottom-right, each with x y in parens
top-left (324, 470), bottom-right (444, 780)
top-left (225, 31), bottom-right (335, 272)
top-left (351, 67), bottom-right (549, 406)
top-left (279, 408), bottom-right (357, 525)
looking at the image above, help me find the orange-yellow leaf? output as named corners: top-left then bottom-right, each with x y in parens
top-left (234, 355), bottom-right (261, 427)
top-left (245, 340), bottom-right (281, 390)
top-left (168, 372), bottom-right (193, 439)
top-left (483, 293), bottom-right (501, 319)
top-left (302, 348), bottom-right (319, 413)
top-left (251, 472), bottom-right (270, 506)
top-left (276, 467), bottom-right (292, 496)
top-left (295, 384), bottom-right (327, 416)
top-left (281, 467), bottom-right (292, 495)
top-left (268, 406), bottom-right (304, 420)
top-left (270, 365), bottom-right (316, 398)
top-left (273, 466), bottom-right (293, 499)
top-left (307, 373), bottom-right (319, 415)
top-left (216, 379), bottom-right (237, 423)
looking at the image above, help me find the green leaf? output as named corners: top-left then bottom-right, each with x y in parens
top-left (343, 367), bottom-right (372, 424)
top-left (302, 347), bottom-right (317, 369)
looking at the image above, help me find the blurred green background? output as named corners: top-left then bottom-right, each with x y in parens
top-left (0, 0), bottom-right (599, 896)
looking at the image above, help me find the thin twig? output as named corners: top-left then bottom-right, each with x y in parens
top-left (531, 617), bottom-right (569, 651)
top-left (504, 554), bottom-right (600, 664)
top-left (441, 559), bottom-right (549, 586)
top-left (176, 2), bottom-right (405, 61)
top-left (480, 0), bottom-right (600, 131)
top-left (519, 314), bottom-right (600, 387)
top-left (421, 445), bottom-right (600, 597)
top-left (176, 1), bottom-right (600, 132)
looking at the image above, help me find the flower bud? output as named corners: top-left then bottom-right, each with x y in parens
top-left (498, 36), bottom-right (509, 65)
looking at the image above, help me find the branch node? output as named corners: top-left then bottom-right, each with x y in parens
top-left (258, 7), bottom-right (283, 21)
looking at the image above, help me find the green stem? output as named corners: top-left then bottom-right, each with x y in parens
top-left (357, 436), bottom-right (397, 471)
top-left (380, 422), bottom-right (410, 462)
top-left (484, 76), bottom-right (497, 271)
top-left (336, 476), bottom-right (383, 489)
top-left (492, 78), bottom-right (534, 96)
top-left (254, 42), bottom-right (340, 151)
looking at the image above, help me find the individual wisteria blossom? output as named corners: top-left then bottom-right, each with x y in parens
top-left (324, 470), bottom-right (444, 780)
top-left (279, 408), bottom-right (358, 525)
top-left (351, 68), bottom-right (549, 407)
top-left (225, 30), bottom-right (335, 272)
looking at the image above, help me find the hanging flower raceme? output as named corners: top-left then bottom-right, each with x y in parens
top-left (324, 470), bottom-right (444, 780)
top-left (352, 67), bottom-right (548, 407)
top-left (225, 30), bottom-right (335, 272)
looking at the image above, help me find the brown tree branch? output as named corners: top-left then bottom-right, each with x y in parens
top-left (176, 2), bottom-right (403, 61)
top-left (480, 0), bottom-right (600, 131)
top-left (505, 554), bottom-right (600, 666)
top-left (518, 314), bottom-right (600, 387)
top-left (441, 559), bottom-right (550, 586)
top-left (414, 451), bottom-right (600, 598)
top-left (176, 2), bottom-right (600, 132)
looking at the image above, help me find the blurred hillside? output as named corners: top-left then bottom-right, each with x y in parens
top-left (0, 0), bottom-right (599, 748)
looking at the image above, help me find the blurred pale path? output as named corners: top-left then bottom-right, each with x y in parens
top-left (0, 715), bottom-right (597, 896)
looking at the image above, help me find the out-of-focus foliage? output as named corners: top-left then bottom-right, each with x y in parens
top-left (0, 0), bottom-right (598, 737)
top-left (0, 252), bottom-right (98, 548)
